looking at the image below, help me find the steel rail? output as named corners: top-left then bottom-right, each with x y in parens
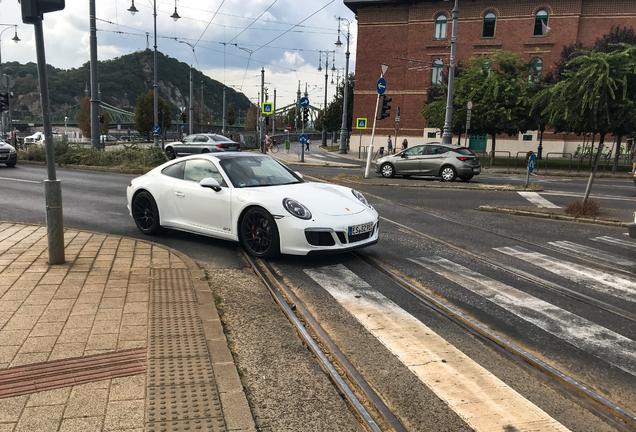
top-left (243, 252), bottom-right (404, 432)
top-left (353, 250), bottom-right (636, 430)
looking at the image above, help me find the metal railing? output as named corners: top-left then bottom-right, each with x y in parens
top-left (489, 150), bottom-right (511, 172)
top-left (359, 145), bottom-right (369, 159)
top-left (514, 151), bottom-right (530, 171)
top-left (472, 150), bottom-right (489, 168)
top-left (544, 152), bottom-right (572, 172)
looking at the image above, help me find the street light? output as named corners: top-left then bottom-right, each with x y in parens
top-left (335, 16), bottom-right (350, 154)
top-left (441, 0), bottom-right (459, 145)
top-left (0, 24), bottom-right (20, 138)
top-left (318, 50), bottom-right (335, 147)
top-left (128, 0), bottom-right (179, 147)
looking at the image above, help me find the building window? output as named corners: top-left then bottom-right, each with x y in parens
top-left (534, 9), bottom-right (549, 36)
top-left (523, 134), bottom-right (533, 141)
top-left (529, 58), bottom-right (543, 83)
top-left (431, 59), bottom-right (444, 85)
top-left (482, 12), bottom-right (496, 38)
top-left (434, 14), bottom-right (447, 39)
top-left (428, 132), bottom-right (437, 138)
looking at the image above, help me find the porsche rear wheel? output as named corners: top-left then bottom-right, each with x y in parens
top-left (240, 208), bottom-right (280, 258)
top-left (165, 147), bottom-right (176, 160)
top-left (132, 191), bottom-right (161, 235)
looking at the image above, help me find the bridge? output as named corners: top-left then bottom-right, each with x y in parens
top-left (50, 101), bottom-right (136, 127)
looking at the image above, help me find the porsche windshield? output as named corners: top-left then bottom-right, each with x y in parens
top-left (221, 156), bottom-right (303, 188)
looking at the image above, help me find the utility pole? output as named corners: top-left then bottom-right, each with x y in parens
top-left (441, 0), bottom-right (459, 145)
top-left (201, 80), bottom-right (203, 133)
top-left (273, 89), bottom-right (276, 135)
top-left (260, 67), bottom-right (265, 152)
top-left (222, 86), bottom-right (226, 135)
top-left (189, 67), bottom-right (193, 135)
top-left (89, 0), bottom-right (100, 148)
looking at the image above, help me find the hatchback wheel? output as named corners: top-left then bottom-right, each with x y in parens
top-left (381, 163), bottom-right (395, 178)
top-left (240, 208), bottom-right (280, 258)
top-left (440, 166), bottom-right (457, 182)
top-left (132, 191), bottom-right (161, 235)
top-left (165, 147), bottom-right (176, 160)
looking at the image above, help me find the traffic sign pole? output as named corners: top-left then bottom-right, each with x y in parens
top-left (300, 97), bottom-right (309, 162)
top-left (365, 93), bottom-right (382, 179)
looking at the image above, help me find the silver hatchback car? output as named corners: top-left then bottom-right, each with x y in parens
top-left (165, 134), bottom-right (241, 160)
top-left (375, 143), bottom-right (481, 181)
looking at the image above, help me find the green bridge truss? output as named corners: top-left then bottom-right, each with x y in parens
top-left (50, 101), bottom-right (135, 126)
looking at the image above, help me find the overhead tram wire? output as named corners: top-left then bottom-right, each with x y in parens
top-left (194, 0), bottom-right (226, 48)
top-left (226, 0), bottom-right (279, 45)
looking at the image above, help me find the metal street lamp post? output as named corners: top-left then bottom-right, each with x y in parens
top-left (318, 50), bottom-right (335, 147)
top-left (441, 0), bottom-right (459, 145)
top-left (0, 25), bottom-right (20, 138)
top-left (335, 17), bottom-right (350, 154)
top-left (129, 0), bottom-right (179, 147)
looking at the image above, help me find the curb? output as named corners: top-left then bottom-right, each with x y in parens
top-left (6, 222), bottom-right (256, 432)
top-left (16, 159), bottom-right (146, 174)
top-left (323, 175), bottom-right (543, 191)
top-left (477, 205), bottom-right (628, 227)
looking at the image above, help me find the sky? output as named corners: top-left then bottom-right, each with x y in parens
top-left (0, 0), bottom-right (357, 111)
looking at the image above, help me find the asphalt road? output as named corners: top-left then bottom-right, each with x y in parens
top-left (2, 162), bottom-right (635, 431)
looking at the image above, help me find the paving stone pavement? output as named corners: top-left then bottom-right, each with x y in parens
top-left (0, 223), bottom-right (255, 432)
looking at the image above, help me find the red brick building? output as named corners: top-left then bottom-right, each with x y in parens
top-left (344, 0), bottom-right (636, 153)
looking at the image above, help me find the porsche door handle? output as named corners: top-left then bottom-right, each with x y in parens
top-left (174, 191), bottom-right (185, 198)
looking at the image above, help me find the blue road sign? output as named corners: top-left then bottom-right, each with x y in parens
top-left (396, 106), bottom-right (401, 117)
top-left (300, 97), bottom-right (309, 108)
top-left (298, 133), bottom-right (308, 144)
top-left (116, 120), bottom-right (122, 125)
top-left (152, 125), bottom-right (161, 135)
top-left (180, 124), bottom-right (185, 130)
top-left (528, 153), bottom-right (536, 173)
top-left (262, 102), bottom-right (273, 114)
top-left (377, 77), bottom-right (387, 95)
top-left (356, 118), bottom-right (367, 129)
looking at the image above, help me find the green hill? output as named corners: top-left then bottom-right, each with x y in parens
top-left (3, 49), bottom-right (252, 124)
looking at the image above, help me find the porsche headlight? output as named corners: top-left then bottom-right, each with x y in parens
top-left (283, 198), bottom-right (312, 220)
top-left (352, 190), bottom-right (371, 208)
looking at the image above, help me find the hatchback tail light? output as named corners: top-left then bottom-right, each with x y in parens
top-left (457, 157), bottom-right (471, 162)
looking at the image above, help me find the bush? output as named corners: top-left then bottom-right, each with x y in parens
top-left (18, 141), bottom-right (167, 170)
top-left (564, 199), bottom-right (600, 217)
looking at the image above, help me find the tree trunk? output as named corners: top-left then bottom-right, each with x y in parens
top-left (489, 133), bottom-right (496, 166)
top-left (589, 133), bottom-right (596, 168)
top-left (613, 134), bottom-right (622, 174)
top-left (583, 133), bottom-right (605, 204)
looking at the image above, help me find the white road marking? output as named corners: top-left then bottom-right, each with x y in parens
top-left (541, 191), bottom-right (636, 202)
top-left (592, 236), bottom-right (636, 251)
top-left (495, 246), bottom-right (636, 302)
top-left (518, 191), bottom-right (560, 208)
top-left (305, 264), bottom-right (568, 432)
top-left (548, 240), bottom-right (636, 267)
top-left (411, 256), bottom-right (636, 377)
top-left (0, 176), bottom-right (41, 184)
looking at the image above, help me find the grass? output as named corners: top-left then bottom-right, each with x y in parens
top-left (480, 155), bottom-right (633, 173)
top-left (18, 139), bottom-right (167, 171)
top-left (564, 199), bottom-right (601, 217)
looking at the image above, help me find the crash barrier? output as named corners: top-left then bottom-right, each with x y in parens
top-left (544, 152), bottom-right (572, 172)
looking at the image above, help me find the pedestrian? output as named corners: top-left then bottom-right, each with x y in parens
top-left (402, 138), bottom-right (408, 150)
top-left (387, 135), bottom-right (393, 154)
top-left (305, 138), bottom-right (311, 152)
top-left (631, 149), bottom-right (636, 173)
top-left (265, 133), bottom-right (271, 151)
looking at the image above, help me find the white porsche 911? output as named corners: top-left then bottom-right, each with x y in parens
top-left (126, 152), bottom-right (379, 257)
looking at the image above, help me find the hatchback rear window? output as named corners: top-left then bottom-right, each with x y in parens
top-left (455, 148), bottom-right (475, 155)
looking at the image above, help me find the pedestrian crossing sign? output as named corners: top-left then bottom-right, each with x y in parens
top-left (262, 103), bottom-right (273, 114)
top-left (356, 118), bottom-right (367, 129)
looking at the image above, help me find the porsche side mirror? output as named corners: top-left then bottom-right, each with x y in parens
top-left (200, 177), bottom-right (222, 192)
top-left (295, 171), bottom-right (303, 179)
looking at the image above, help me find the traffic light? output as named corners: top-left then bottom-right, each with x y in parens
top-left (99, 115), bottom-right (104, 124)
top-left (377, 95), bottom-right (392, 120)
top-left (0, 93), bottom-right (8, 113)
top-left (21, 0), bottom-right (65, 24)
top-left (181, 113), bottom-right (187, 123)
top-left (303, 108), bottom-right (309, 123)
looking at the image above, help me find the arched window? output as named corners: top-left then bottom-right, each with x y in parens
top-left (431, 59), bottom-right (444, 85)
top-left (529, 58), bottom-right (543, 82)
top-left (434, 14), bottom-right (447, 39)
top-left (482, 12), bottom-right (496, 38)
top-left (534, 9), bottom-right (549, 36)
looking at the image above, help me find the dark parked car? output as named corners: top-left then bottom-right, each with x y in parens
top-left (164, 134), bottom-right (240, 160)
top-left (0, 139), bottom-right (17, 167)
top-left (375, 143), bottom-right (481, 182)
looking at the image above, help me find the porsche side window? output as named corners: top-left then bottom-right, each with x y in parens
top-left (184, 159), bottom-right (227, 186)
top-left (161, 161), bottom-right (185, 180)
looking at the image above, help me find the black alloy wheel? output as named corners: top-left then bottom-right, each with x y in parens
top-left (165, 147), bottom-right (176, 160)
top-left (381, 163), bottom-right (395, 178)
top-left (240, 208), bottom-right (280, 258)
top-left (132, 191), bottom-right (161, 235)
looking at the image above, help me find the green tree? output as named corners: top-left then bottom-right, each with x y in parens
top-left (323, 73), bottom-right (355, 133)
top-left (101, 111), bottom-right (110, 135)
top-left (76, 96), bottom-right (91, 137)
top-left (227, 103), bottom-right (236, 126)
top-left (422, 51), bottom-right (531, 164)
top-left (134, 90), bottom-right (171, 140)
top-left (244, 104), bottom-right (258, 131)
top-left (314, 110), bottom-right (324, 132)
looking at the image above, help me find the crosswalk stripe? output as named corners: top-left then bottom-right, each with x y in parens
top-left (592, 236), bottom-right (636, 251)
top-left (518, 191), bottom-right (560, 208)
top-left (411, 256), bottom-right (636, 377)
top-left (495, 246), bottom-right (636, 303)
top-left (305, 264), bottom-right (568, 432)
top-left (548, 240), bottom-right (635, 267)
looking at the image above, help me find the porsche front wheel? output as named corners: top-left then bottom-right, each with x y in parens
top-left (240, 208), bottom-right (280, 258)
top-left (132, 191), bottom-right (161, 235)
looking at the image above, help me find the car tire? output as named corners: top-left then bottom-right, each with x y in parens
top-left (380, 163), bottom-right (395, 178)
top-left (5, 162), bottom-right (16, 168)
top-left (459, 174), bottom-right (473, 182)
top-left (240, 207), bottom-right (280, 258)
top-left (132, 191), bottom-right (161, 235)
top-left (201, 149), bottom-right (210, 153)
top-left (440, 166), bottom-right (457, 182)
top-left (165, 147), bottom-right (176, 160)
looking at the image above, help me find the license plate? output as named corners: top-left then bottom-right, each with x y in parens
top-left (473, 168), bottom-right (480, 173)
top-left (349, 222), bottom-right (373, 236)
top-left (0, 155), bottom-right (7, 160)
top-left (229, 146), bottom-right (236, 150)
